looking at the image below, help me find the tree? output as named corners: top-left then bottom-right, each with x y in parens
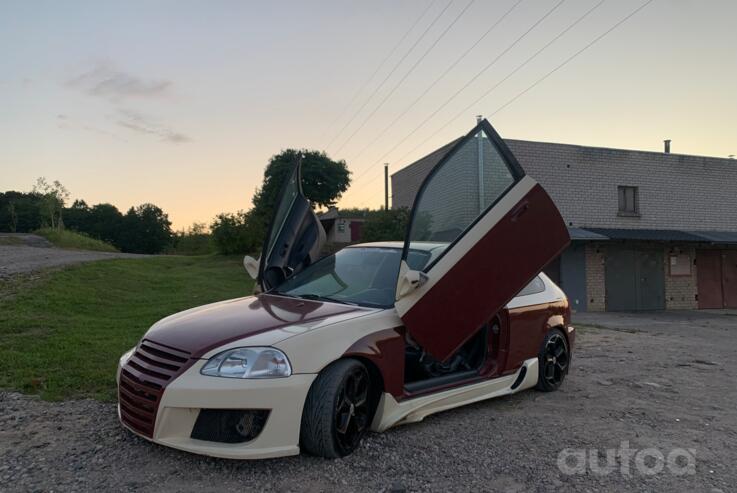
top-left (209, 149), bottom-right (350, 255)
top-left (249, 149), bottom-right (351, 243)
top-left (210, 210), bottom-right (262, 255)
top-left (119, 203), bottom-right (172, 254)
top-left (32, 177), bottom-right (69, 230)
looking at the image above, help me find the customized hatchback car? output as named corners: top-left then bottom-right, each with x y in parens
top-left (117, 119), bottom-right (573, 459)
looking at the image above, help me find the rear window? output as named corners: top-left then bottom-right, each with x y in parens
top-left (517, 276), bottom-right (545, 296)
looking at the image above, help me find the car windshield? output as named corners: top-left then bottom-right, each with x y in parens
top-left (272, 247), bottom-right (432, 308)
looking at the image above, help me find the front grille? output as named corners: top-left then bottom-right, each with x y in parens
top-left (118, 339), bottom-right (192, 438)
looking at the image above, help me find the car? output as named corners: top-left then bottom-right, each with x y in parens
top-left (117, 118), bottom-right (573, 459)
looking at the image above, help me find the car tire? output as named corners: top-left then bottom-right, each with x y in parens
top-left (535, 328), bottom-right (570, 392)
top-left (300, 358), bottom-right (374, 458)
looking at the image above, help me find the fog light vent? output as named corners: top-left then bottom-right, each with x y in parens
top-left (190, 409), bottom-right (270, 443)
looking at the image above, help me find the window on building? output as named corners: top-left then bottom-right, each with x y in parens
top-left (618, 186), bottom-right (639, 216)
top-left (337, 221), bottom-right (346, 233)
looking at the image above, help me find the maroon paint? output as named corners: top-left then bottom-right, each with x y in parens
top-left (119, 340), bottom-right (196, 438)
top-left (344, 328), bottom-right (406, 398)
top-left (144, 294), bottom-right (365, 358)
top-left (723, 251), bottom-right (737, 309)
top-left (697, 250), bottom-right (723, 309)
top-left (505, 299), bottom-right (570, 372)
top-left (402, 183), bottom-right (570, 362)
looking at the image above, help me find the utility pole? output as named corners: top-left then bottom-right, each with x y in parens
top-left (384, 164), bottom-right (389, 211)
top-left (477, 115), bottom-right (484, 213)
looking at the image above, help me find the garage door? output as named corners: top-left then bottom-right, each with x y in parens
top-left (699, 250), bottom-right (737, 309)
top-left (606, 248), bottom-right (665, 311)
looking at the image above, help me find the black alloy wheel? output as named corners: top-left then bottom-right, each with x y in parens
top-left (536, 329), bottom-right (569, 392)
top-left (300, 359), bottom-right (375, 458)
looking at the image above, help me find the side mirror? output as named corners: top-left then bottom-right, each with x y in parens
top-left (396, 269), bottom-right (429, 299)
top-left (243, 255), bottom-right (260, 280)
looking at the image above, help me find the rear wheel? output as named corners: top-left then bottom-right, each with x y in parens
top-left (300, 359), bottom-right (374, 458)
top-left (536, 328), bottom-right (569, 392)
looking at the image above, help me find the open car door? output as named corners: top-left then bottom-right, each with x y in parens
top-left (257, 160), bottom-right (325, 292)
top-left (395, 119), bottom-right (570, 362)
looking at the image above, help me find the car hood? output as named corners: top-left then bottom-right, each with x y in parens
top-left (143, 294), bottom-right (368, 358)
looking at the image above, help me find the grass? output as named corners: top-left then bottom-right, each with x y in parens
top-left (0, 255), bottom-right (254, 401)
top-left (0, 236), bottom-right (25, 246)
top-left (35, 227), bottom-right (119, 252)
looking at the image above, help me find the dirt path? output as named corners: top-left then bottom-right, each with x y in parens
top-left (0, 234), bottom-right (145, 278)
top-left (0, 311), bottom-right (734, 492)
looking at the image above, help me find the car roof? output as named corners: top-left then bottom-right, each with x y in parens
top-left (347, 241), bottom-right (449, 252)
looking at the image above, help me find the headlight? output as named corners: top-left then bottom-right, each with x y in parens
top-left (200, 347), bottom-right (292, 379)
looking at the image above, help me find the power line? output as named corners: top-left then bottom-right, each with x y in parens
top-left (392, 0), bottom-right (609, 166)
top-left (324, 0), bottom-right (454, 151)
top-left (353, 0), bottom-right (653, 206)
top-left (349, 0), bottom-right (566, 184)
top-left (318, 0), bottom-right (438, 145)
top-left (488, 0), bottom-right (653, 116)
top-left (332, 0), bottom-right (476, 156)
top-left (347, 0), bottom-right (525, 165)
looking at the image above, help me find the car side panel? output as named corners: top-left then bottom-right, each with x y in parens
top-left (505, 300), bottom-right (569, 372)
top-left (343, 328), bottom-right (406, 398)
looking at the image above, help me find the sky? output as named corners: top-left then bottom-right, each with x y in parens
top-left (1, 0), bottom-right (736, 229)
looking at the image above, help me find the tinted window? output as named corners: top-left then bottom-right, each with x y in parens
top-left (266, 169), bottom-right (299, 261)
top-left (407, 128), bottom-right (517, 268)
top-left (275, 247), bottom-right (431, 308)
top-left (517, 276), bottom-right (546, 296)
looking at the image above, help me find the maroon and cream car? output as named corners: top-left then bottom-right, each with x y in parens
top-left (117, 119), bottom-right (574, 459)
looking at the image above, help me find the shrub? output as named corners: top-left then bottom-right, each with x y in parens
top-left (35, 228), bottom-right (118, 252)
top-left (210, 210), bottom-right (263, 255)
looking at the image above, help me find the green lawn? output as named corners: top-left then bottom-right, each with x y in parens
top-left (0, 255), bottom-right (253, 401)
top-left (35, 227), bottom-right (119, 252)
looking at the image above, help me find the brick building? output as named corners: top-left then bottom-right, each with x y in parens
top-left (391, 137), bottom-right (737, 312)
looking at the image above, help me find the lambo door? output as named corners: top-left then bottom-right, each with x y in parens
top-left (395, 119), bottom-right (569, 362)
top-left (258, 160), bottom-right (325, 292)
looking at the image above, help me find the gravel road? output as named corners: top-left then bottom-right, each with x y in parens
top-left (1, 311), bottom-right (735, 492)
top-left (0, 234), bottom-right (144, 278)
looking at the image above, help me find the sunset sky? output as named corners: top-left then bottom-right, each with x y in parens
top-left (2, 0), bottom-right (736, 229)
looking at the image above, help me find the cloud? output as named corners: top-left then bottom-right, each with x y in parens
top-left (116, 109), bottom-right (192, 144)
top-left (67, 63), bottom-right (171, 101)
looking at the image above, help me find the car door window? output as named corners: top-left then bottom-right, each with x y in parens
top-left (265, 170), bottom-right (299, 263)
top-left (406, 127), bottom-right (521, 271)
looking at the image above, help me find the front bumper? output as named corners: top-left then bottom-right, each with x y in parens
top-left (118, 359), bottom-right (316, 459)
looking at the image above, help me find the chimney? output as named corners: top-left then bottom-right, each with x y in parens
top-left (664, 139), bottom-right (671, 153)
top-left (476, 115), bottom-right (483, 124)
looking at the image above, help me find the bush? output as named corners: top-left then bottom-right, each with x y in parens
top-left (210, 210), bottom-right (263, 255)
top-left (35, 228), bottom-right (118, 252)
top-left (168, 223), bottom-right (216, 255)
top-left (361, 208), bottom-right (410, 242)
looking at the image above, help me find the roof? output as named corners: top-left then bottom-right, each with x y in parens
top-left (575, 228), bottom-right (737, 244)
top-left (568, 228), bottom-right (609, 241)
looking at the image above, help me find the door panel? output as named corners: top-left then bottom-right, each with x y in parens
top-left (396, 119), bottom-right (570, 362)
top-left (723, 251), bottom-right (737, 308)
top-left (637, 249), bottom-right (665, 310)
top-left (560, 244), bottom-right (587, 312)
top-left (606, 248), bottom-right (664, 311)
top-left (258, 162), bottom-right (325, 291)
top-left (697, 250), bottom-right (723, 309)
top-left (606, 249), bottom-right (638, 311)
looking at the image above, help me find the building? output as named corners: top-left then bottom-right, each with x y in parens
top-left (317, 207), bottom-right (366, 245)
top-left (391, 137), bottom-right (737, 312)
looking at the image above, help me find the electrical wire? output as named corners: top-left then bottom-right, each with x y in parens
top-left (332, 0), bottom-right (477, 156)
top-left (318, 0), bottom-right (438, 145)
top-left (324, 0), bottom-right (454, 151)
top-left (347, 0), bottom-right (525, 164)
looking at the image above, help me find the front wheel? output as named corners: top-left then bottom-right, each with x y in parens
top-left (536, 328), bottom-right (570, 392)
top-left (300, 359), bottom-right (374, 458)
